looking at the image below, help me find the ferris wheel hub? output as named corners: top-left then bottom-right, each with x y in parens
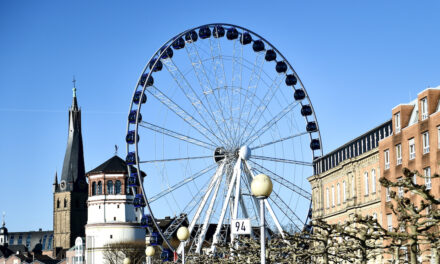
top-left (239, 145), bottom-right (251, 160)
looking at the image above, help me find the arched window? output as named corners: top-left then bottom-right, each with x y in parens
top-left (64, 198), bottom-right (67, 208)
top-left (97, 181), bottom-right (102, 195)
top-left (364, 172), bottom-right (369, 195)
top-left (115, 180), bottom-right (122, 194)
top-left (57, 199), bottom-right (60, 208)
top-left (371, 169), bottom-right (376, 193)
top-left (107, 181), bottom-right (114, 195)
top-left (92, 182), bottom-right (96, 196)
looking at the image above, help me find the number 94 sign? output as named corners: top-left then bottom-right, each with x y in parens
top-left (231, 219), bottom-right (251, 235)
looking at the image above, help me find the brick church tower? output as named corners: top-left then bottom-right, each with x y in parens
top-left (53, 82), bottom-right (88, 258)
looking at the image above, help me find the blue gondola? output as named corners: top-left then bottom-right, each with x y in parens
top-left (301, 105), bottom-right (313, 116)
top-left (127, 175), bottom-right (139, 187)
top-left (294, 89), bottom-right (306, 101)
top-left (252, 40), bottom-right (265, 52)
top-left (226, 27), bottom-right (239, 40)
top-left (199, 26), bottom-right (211, 39)
top-left (133, 194), bottom-right (146, 208)
top-left (285, 74), bottom-right (297, 86)
top-left (140, 214), bottom-right (153, 228)
top-left (172, 37), bottom-right (185, 49)
top-left (160, 46), bottom-right (173, 59)
top-left (276, 61), bottom-right (287, 73)
top-left (306, 121), bottom-right (318, 132)
top-left (265, 49), bottom-right (276, 61)
top-left (161, 249), bottom-right (173, 261)
top-left (185, 30), bottom-right (198, 42)
top-left (125, 131), bottom-right (139, 144)
top-left (310, 139), bottom-right (321, 150)
top-left (133, 91), bottom-right (147, 104)
top-left (213, 25), bottom-right (225, 38)
top-left (126, 152), bottom-right (137, 165)
top-left (139, 73), bottom-right (154, 87)
top-left (128, 110), bottom-right (142, 124)
top-left (240, 32), bottom-right (252, 45)
top-left (149, 58), bottom-right (163, 72)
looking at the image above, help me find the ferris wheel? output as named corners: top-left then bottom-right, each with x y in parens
top-left (125, 23), bottom-right (323, 256)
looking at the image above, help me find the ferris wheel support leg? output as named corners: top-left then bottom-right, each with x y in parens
top-left (195, 168), bottom-right (223, 254)
top-left (210, 165), bottom-right (240, 253)
top-left (177, 163), bottom-right (225, 254)
top-left (263, 199), bottom-right (285, 239)
top-left (231, 158), bottom-right (243, 243)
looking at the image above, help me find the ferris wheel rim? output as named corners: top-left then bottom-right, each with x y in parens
top-left (126, 23), bottom-right (323, 253)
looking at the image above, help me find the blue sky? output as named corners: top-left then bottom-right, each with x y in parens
top-left (0, 0), bottom-right (439, 231)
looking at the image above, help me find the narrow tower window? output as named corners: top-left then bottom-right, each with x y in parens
top-left (115, 180), bottom-right (122, 194)
top-left (97, 181), bottom-right (102, 195)
top-left (107, 181), bottom-right (114, 195)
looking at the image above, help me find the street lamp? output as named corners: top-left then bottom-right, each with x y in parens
top-left (177, 226), bottom-right (190, 264)
top-left (123, 257), bottom-right (131, 264)
top-left (251, 173), bottom-right (273, 264)
top-left (145, 246), bottom-right (155, 264)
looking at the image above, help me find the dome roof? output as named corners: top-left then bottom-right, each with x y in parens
top-left (87, 155), bottom-right (128, 175)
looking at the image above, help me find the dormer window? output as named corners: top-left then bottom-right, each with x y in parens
top-left (395, 112), bottom-right (401, 133)
top-left (421, 97), bottom-right (428, 120)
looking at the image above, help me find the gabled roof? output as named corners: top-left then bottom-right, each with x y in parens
top-left (87, 156), bottom-right (128, 175)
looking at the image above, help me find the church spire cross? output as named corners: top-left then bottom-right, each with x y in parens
top-left (72, 76), bottom-right (77, 98)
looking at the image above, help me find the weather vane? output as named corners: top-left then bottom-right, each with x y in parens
top-left (2, 211), bottom-right (5, 227)
top-left (115, 145), bottom-right (118, 156)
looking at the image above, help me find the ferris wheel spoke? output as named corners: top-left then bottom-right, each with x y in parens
top-left (146, 85), bottom-right (225, 146)
top-left (238, 73), bottom-right (285, 144)
top-left (251, 131), bottom-right (309, 150)
top-left (139, 155), bottom-right (212, 164)
top-left (139, 121), bottom-right (216, 150)
top-left (263, 199), bottom-right (286, 238)
top-left (229, 36), bottom-right (245, 146)
top-left (184, 41), bottom-right (232, 147)
top-left (148, 163), bottom-right (217, 203)
top-left (268, 193), bottom-right (303, 232)
top-left (243, 101), bottom-right (300, 146)
top-left (178, 162), bottom-right (225, 254)
top-left (250, 155), bottom-right (313, 166)
top-left (246, 160), bottom-right (311, 200)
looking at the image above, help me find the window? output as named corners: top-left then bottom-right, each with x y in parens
top-left (386, 187), bottom-right (391, 202)
top-left (326, 188), bottom-right (330, 208)
top-left (364, 172), bottom-right (369, 195)
top-left (396, 144), bottom-right (402, 165)
top-left (384, 149), bottom-right (390, 169)
top-left (57, 199), bottom-right (60, 209)
top-left (18, 235), bottom-right (22, 245)
top-left (423, 131), bottom-right (430, 154)
top-left (331, 185), bottom-right (335, 207)
top-left (337, 183), bottom-right (341, 205)
top-left (413, 172), bottom-right (417, 184)
top-left (343, 180), bottom-right (347, 202)
top-left (409, 138), bottom-right (415, 160)
top-left (107, 181), bottom-right (114, 195)
top-left (92, 182), bottom-right (96, 195)
top-left (387, 214), bottom-right (393, 231)
top-left (47, 235), bottom-right (53, 250)
top-left (97, 181), bottom-right (102, 195)
top-left (42, 235), bottom-right (47, 250)
top-left (398, 178), bottom-right (404, 198)
top-left (395, 112), bottom-right (401, 133)
top-left (115, 180), bottom-right (122, 194)
top-left (9, 235), bottom-right (14, 245)
top-left (421, 97), bottom-right (428, 120)
top-left (351, 175), bottom-right (355, 197)
top-left (372, 213), bottom-right (377, 220)
top-left (371, 169), bottom-right (376, 193)
top-left (424, 167), bottom-right (431, 190)
top-left (64, 198), bottom-right (67, 208)
top-left (26, 235), bottom-right (31, 248)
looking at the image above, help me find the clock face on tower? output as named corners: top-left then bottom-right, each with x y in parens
top-left (60, 180), bottom-right (66, 191)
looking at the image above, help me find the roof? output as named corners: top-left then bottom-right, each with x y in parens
top-left (87, 155), bottom-right (128, 174)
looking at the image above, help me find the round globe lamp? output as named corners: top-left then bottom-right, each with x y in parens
top-left (123, 258), bottom-right (131, 264)
top-left (177, 226), bottom-right (190, 264)
top-left (251, 174), bottom-right (273, 198)
top-left (145, 246), bottom-right (155, 257)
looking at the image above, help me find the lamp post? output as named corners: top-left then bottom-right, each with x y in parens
top-left (177, 226), bottom-right (190, 264)
top-left (145, 246), bottom-right (155, 264)
top-left (251, 173), bottom-right (273, 264)
top-left (123, 257), bottom-right (131, 264)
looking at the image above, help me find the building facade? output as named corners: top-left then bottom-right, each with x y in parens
top-left (85, 155), bottom-right (144, 264)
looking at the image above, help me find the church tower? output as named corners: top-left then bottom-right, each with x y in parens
top-left (53, 82), bottom-right (88, 257)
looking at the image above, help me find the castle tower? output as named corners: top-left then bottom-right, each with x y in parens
top-left (85, 155), bottom-right (144, 264)
top-left (53, 83), bottom-right (88, 257)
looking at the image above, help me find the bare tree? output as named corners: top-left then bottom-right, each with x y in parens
top-left (103, 241), bottom-right (146, 264)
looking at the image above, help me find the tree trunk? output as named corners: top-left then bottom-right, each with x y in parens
top-left (432, 247), bottom-right (439, 264)
top-left (409, 240), bottom-right (418, 264)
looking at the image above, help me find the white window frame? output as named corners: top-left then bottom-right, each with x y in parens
top-left (421, 97), bottom-right (428, 120)
top-left (395, 112), bottom-right (401, 133)
top-left (331, 185), bottom-right (335, 207)
top-left (326, 188), bottom-right (330, 208)
top-left (337, 183), bottom-right (341, 205)
top-left (423, 131), bottom-right (430, 154)
top-left (409, 138), bottom-right (415, 160)
top-left (351, 175), bottom-right (355, 198)
top-left (364, 172), bottom-right (369, 195)
top-left (371, 169), bottom-right (376, 193)
top-left (343, 180), bottom-right (347, 202)
top-left (387, 214), bottom-right (393, 231)
top-left (386, 187), bottom-right (391, 202)
top-left (396, 144), bottom-right (402, 165)
top-left (384, 149), bottom-right (390, 169)
top-left (424, 167), bottom-right (431, 190)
